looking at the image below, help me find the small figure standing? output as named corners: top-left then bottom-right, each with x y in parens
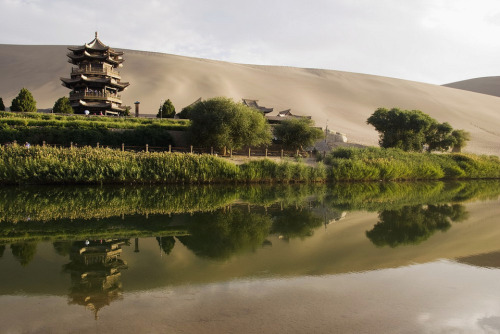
top-left (24, 142), bottom-right (30, 148)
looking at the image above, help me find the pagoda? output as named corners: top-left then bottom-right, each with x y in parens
top-left (61, 32), bottom-right (130, 115)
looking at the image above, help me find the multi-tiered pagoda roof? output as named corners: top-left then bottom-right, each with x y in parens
top-left (61, 32), bottom-right (130, 115)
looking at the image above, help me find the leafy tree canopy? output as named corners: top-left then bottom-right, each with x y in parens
top-left (274, 117), bottom-right (324, 149)
top-left (157, 99), bottom-right (176, 118)
top-left (177, 103), bottom-right (198, 119)
top-left (53, 96), bottom-right (74, 114)
top-left (189, 97), bottom-right (272, 149)
top-left (10, 88), bottom-right (37, 112)
top-left (367, 107), bottom-right (469, 152)
top-left (0, 97), bottom-right (5, 111)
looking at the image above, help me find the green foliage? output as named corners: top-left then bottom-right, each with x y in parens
top-left (239, 159), bottom-right (327, 183)
top-left (0, 145), bottom-right (498, 185)
top-left (0, 111), bottom-right (191, 146)
top-left (0, 98), bottom-right (5, 111)
top-left (10, 88), bottom-right (37, 112)
top-left (323, 147), bottom-right (500, 181)
top-left (366, 204), bottom-right (468, 247)
top-left (52, 97), bottom-right (74, 114)
top-left (0, 146), bottom-right (240, 184)
top-left (0, 124), bottom-right (174, 147)
top-left (178, 209), bottom-right (272, 260)
top-left (271, 207), bottom-right (323, 240)
top-left (0, 111), bottom-right (189, 128)
top-left (0, 180), bottom-right (498, 245)
top-left (177, 103), bottom-right (197, 119)
top-left (0, 111), bottom-right (189, 130)
top-left (10, 242), bottom-right (38, 266)
top-left (156, 236), bottom-right (176, 255)
top-left (274, 118), bottom-right (324, 149)
top-left (123, 106), bottom-right (131, 117)
top-left (189, 97), bottom-right (272, 149)
top-left (367, 107), bottom-right (468, 152)
top-left (451, 129), bottom-right (471, 151)
top-left (157, 99), bottom-right (176, 118)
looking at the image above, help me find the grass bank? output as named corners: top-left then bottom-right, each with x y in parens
top-left (0, 145), bottom-right (499, 184)
top-left (0, 111), bottom-right (188, 147)
top-left (322, 147), bottom-right (500, 181)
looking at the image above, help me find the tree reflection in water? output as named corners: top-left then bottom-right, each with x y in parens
top-left (10, 242), bottom-right (38, 266)
top-left (156, 236), bottom-right (175, 255)
top-left (366, 204), bottom-right (469, 247)
top-left (178, 209), bottom-right (272, 260)
top-left (271, 207), bottom-right (324, 241)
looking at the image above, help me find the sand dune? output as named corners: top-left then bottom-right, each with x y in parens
top-left (444, 76), bottom-right (500, 98)
top-left (1, 44), bottom-right (499, 156)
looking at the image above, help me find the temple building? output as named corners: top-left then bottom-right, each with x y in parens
top-left (242, 99), bottom-right (274, 114)
top-left (61, 32), bottom-right (130, 115)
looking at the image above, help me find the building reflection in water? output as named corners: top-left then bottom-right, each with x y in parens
top-left (63, 239), bottom-right (130, 319)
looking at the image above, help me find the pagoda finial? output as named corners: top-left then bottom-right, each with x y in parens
top-left (95, 31), bottom-right (98, 39)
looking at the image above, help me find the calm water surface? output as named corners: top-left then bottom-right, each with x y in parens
top-left (0, 182), bottom-right (499, 333)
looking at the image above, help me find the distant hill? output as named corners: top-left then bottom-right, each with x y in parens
top-left (443, 77), bottom-right (500, 98)
top-left (1, 44), bottom-right (499, 156)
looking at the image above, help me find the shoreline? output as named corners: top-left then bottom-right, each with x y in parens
top-left (0, 145), bottom-right (499, 185)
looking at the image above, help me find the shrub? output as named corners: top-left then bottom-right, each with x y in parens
top-left (157, 99), bottom-right (176, 118)
top-left (52, 97), bottom-right (74, 114)
top-left (10, 88), bottom-right (37, 112)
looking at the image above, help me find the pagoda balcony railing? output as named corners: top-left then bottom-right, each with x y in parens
top-left (71, 66), bottom-right (120, 77)
top-left (70, 91), bottom-right (122, 102)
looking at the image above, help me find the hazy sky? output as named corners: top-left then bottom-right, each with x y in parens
top-left (1, 0), bottom-right (500, 84)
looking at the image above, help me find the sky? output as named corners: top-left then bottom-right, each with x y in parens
top-left (1, 0), bottom-right (500, 84)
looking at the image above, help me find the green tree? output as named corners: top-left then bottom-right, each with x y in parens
top-left (189, 97), bottom-right (272, 149)
top-left (52, 96), bottom-right (74, 114)
top-left (177, 104), bottom-right (195, 119)
top-left (10, 88), bottom-right (37, 112)
top-left (122, 106), bottom-right (131, 117)
top-left (0, 97), bottom-right (5, 111)
top-left (157, 99), bottom-right (176, 118)
top-left (451, 129), bottom-right (471, 152)
top-left (367, 107), bottom-right (469, 152)
top-left (425, 122), bottom-right (455, 152)
top-left (274, 118), bottom-right (324, 149)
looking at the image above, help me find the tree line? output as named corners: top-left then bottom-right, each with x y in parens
top-left (1, 88), bottom-right (470, 152)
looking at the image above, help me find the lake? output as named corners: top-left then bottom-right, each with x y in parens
top-left (0, 181), bottom-right (499, 333)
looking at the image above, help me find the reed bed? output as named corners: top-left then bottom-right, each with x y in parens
top-left (0, 145), bottom-right (499, 185)
top-left (323, 147), bottom-right (500, 181)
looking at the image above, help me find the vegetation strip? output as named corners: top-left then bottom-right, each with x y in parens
top-left (0, 145), bottom-right (499, 184)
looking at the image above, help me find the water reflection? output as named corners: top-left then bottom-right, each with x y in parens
top-left (62, 239), bottom-right (129, 319)
top-left (178, 209), bottom-right (273, 260)
top-left (10, 242), bottom-right (38, 267)
top-left (0, 181), bottom-right (498, 321)
top-left (366, 204), bottom-right (469, 247)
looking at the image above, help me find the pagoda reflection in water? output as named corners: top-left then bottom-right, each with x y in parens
top-left (63, 239), bottom-right (130, 320)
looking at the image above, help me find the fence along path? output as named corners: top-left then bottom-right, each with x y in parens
top-left (17, 141), bottom-right (311, 158)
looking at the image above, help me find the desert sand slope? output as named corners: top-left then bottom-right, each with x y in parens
top-left (444, 76), bottom-right (500, 98)
top-left (1, 44), bottom-right (499, 156)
